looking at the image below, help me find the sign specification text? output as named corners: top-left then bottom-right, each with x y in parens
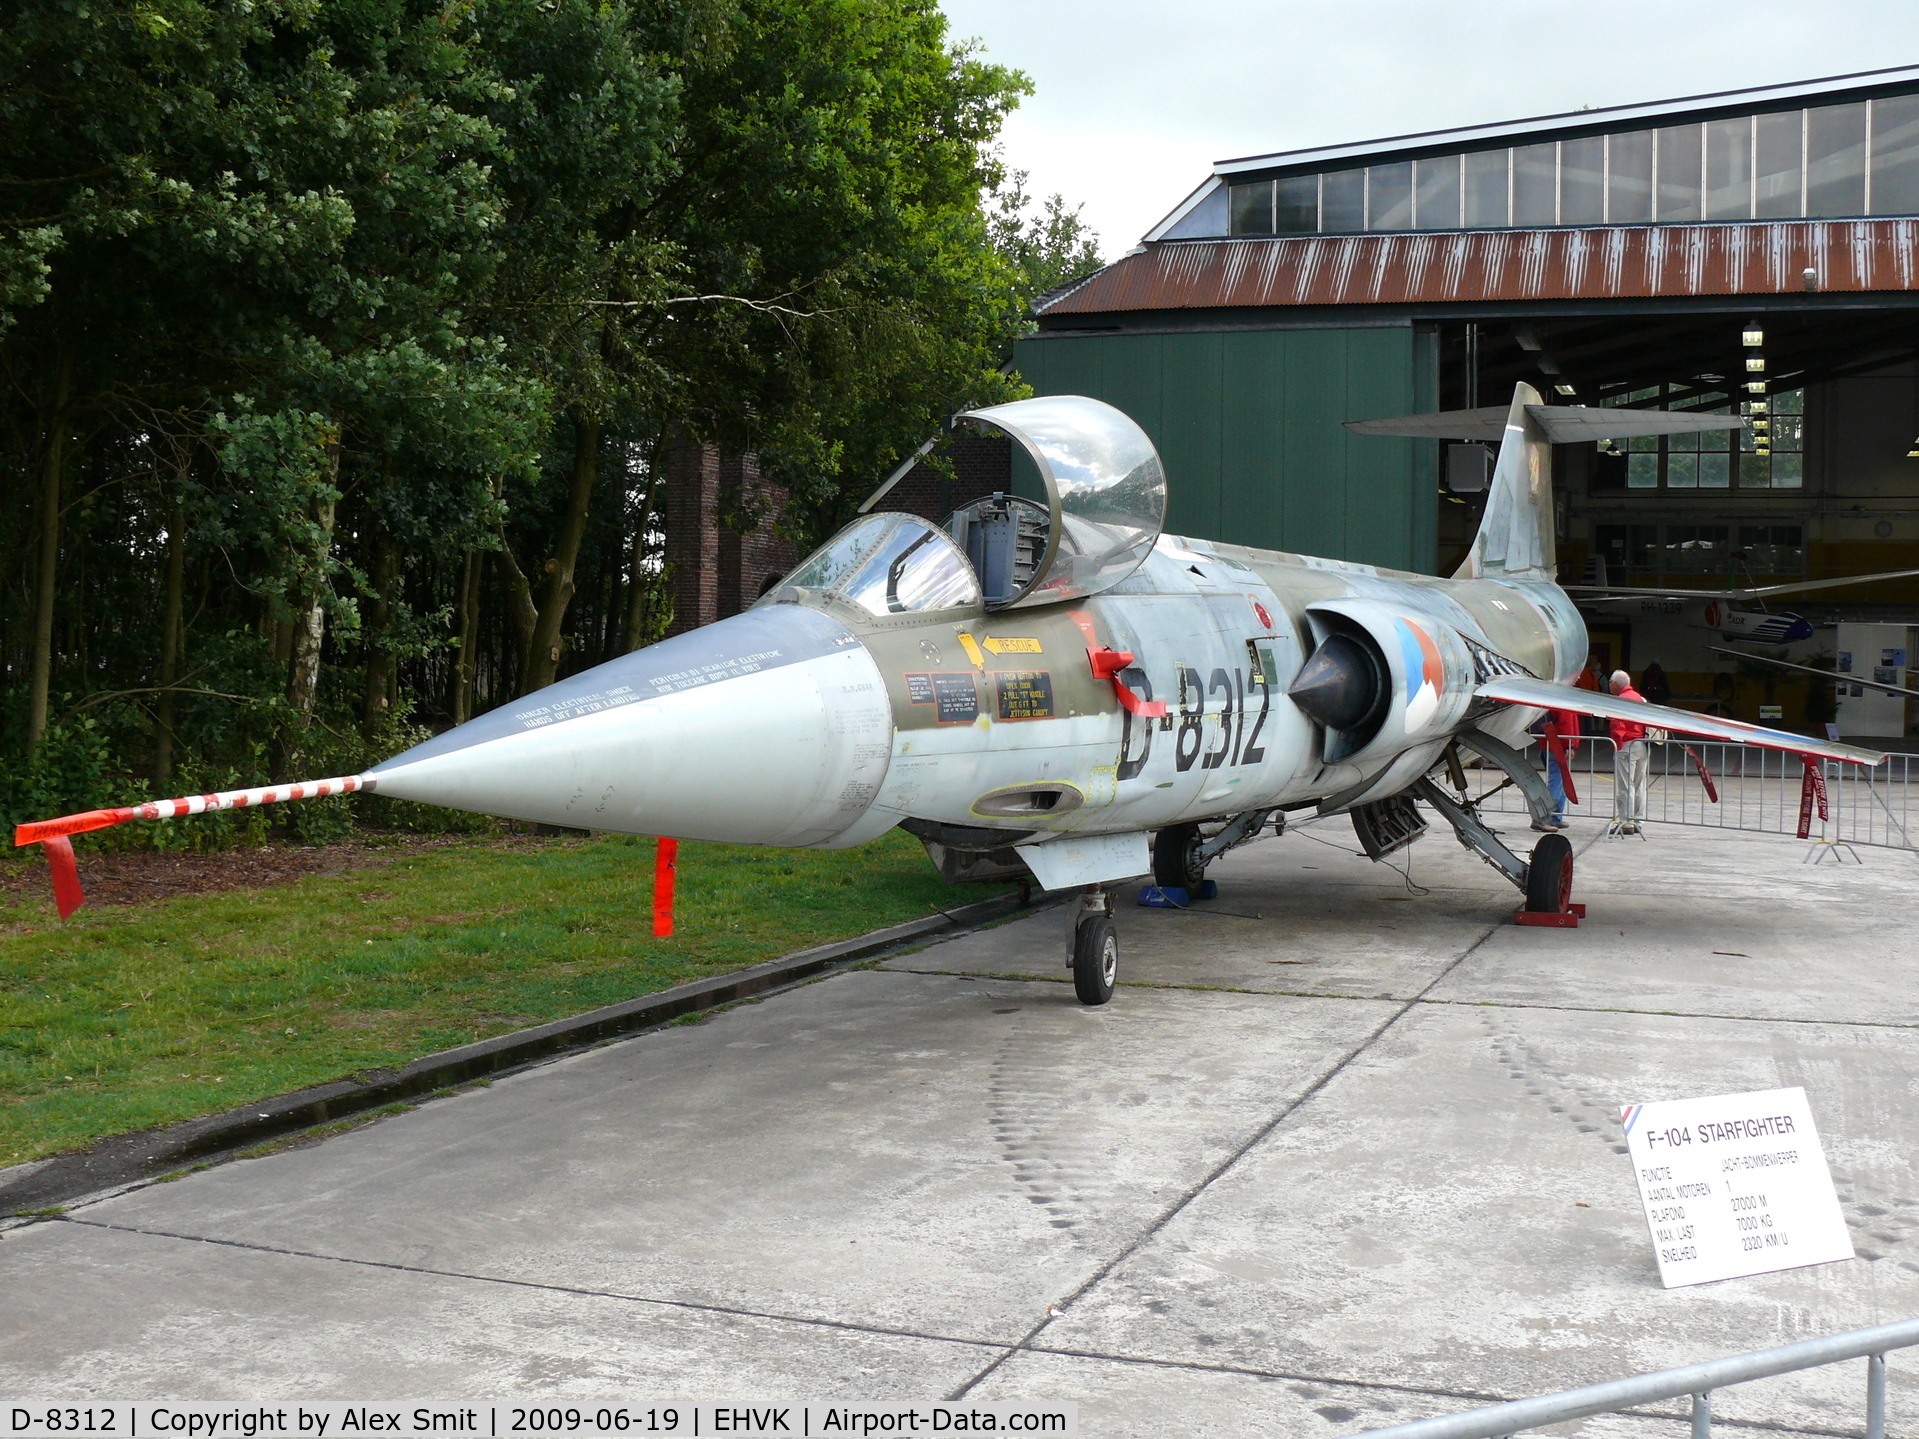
top-left (1621, 1085), bottom-right (1853, 1288)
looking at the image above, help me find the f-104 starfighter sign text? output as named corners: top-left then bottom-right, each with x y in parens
top-left (1622, 1085), bottom-right (1853, 1288)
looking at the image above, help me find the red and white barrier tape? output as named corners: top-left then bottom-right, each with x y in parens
top-left (1797, 756), bottom-right (1830, 839)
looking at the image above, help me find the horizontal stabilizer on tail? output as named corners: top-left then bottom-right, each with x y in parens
top-left (1475, 675), bottom-right (1887, 766)
top-left (1568, 568), bottom-right (1919, 601)
top-left (1351, 384), bottom-right (1750, 584)
top-left (1346, 406), bottom-right (1745, 443)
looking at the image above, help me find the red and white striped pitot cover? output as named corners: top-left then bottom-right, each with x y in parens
top-left (13, 775), bottom-right (369, 847)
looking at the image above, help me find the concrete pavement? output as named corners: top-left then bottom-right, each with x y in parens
top-left (5, 814), bottom-right (1918, 1435)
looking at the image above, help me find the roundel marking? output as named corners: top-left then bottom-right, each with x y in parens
top-left (1395, 617), bottom-right (1446, 730)
top-left (1250, 598), bottom-right (1276, 631)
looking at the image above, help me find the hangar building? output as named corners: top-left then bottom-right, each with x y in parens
top-left (1013, 66), bottom-right (1919, 738)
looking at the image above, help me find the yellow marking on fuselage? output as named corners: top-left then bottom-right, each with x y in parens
top-left (983, 637), bottom-right (1042, 654)
top-left (956, 632), bottom-right (986, 668)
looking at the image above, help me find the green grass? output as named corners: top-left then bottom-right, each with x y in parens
top-left (0, 831), bottom-right (995, 1166)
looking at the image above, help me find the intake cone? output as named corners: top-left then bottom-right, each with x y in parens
top-left (1288, 633), bottom-right (1387, 731)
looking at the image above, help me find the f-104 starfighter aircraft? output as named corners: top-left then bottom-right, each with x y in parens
top-left (16, 384), bottom-right (1886, 1003)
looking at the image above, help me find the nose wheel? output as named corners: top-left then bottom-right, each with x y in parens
top-left (1069, 888), bottom-right (1118, 1005)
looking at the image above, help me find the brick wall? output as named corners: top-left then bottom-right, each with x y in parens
top-left (879, 435), bottom-right (1013, 523)
top-left (662, 435), bottom-right (1010, 637)
top-left (663, 439), bottom-right (798, 636)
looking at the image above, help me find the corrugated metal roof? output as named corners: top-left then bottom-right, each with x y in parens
top-left (1036, 222), bottom-right (1919, 314)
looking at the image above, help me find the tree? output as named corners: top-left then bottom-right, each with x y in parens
top-left (0, 0), bottom-right (1092, 836)
top-left (988, 171), bottom-right (1105, 342)
top-left (639, 0), bottom-right (1032, 542)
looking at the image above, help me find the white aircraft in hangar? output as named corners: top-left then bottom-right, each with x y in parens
top-left (17, 384), bottom-right (1888, 1004)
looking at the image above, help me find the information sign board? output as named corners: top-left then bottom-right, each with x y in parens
top-left (1622, 1086), bottom-right (1853, 1288)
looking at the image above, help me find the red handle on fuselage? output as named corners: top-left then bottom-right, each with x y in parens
top-left (1087, 647), bottom-right (1168, 719)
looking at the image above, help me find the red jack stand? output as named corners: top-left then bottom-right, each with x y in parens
top-left (1514, 903), bottom-right (1586, 928)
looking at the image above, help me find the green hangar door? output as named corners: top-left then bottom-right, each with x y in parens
top-left (1011, 327), bottom-right (1438, 574)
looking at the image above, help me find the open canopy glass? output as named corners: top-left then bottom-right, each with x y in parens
top-left (952, 394), bottom-right (1167, 609)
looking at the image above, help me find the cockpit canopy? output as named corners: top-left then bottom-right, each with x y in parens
top-left (764, 395), bottom-right (1167, 617)
top-left (770, 512), bottom-right (982, 616)
top-left (953, 395), bottom-right (1166, 609)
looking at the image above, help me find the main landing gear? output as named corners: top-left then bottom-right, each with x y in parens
top-left (1524, 831), bottom-right (1574, 915)
top-left (1142, 810), bottom-right (1277, 906)
top-left (1412, 738), bottom-right (1582, 925)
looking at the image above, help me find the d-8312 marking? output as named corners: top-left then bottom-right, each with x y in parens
top-left (1117, 644), bottom-right (1277, 782)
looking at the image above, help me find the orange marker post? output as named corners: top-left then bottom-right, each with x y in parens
top-left (653, 837), bottom-right (678, 937)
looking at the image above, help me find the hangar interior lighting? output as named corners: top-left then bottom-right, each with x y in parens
top-left (1554, 384), bottom-right (1577, 396)
top-left (1748, 356), bottom-right (1768, 372)
top-left (1743, 327), bottom-right (1766, 347)
top-left (1747, 381), bottom-right (1768, 394)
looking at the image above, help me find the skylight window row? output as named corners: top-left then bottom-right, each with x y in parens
top-left (1228, 95), bottom-right (1919, 236)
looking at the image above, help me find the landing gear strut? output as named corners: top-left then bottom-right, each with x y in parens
top-left (1412, 774), bottom-right (1581, 924)
top-left (1068, 887), bottom-right (1118, 1005)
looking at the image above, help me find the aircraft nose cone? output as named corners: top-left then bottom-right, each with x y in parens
top-left (366, 606), bottom-right (893, 846)
top-left (1288, 633), bottom-right (1386, 731)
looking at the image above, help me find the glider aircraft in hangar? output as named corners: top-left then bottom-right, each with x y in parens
top-left (16, 384), bottom-right (1889, 1003)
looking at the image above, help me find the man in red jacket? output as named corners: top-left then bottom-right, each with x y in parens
top-left (1537, 707), bottom-right (1580, 830)
top-left (1609, 669), bottom-right (1650, 835)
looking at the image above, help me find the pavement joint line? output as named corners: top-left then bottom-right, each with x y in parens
top-left (875, 965), bottom-right (1410, 1004)
top-left (880, 965), bottom-right (1919, 1032)
top-left (1010, 1342), bottom-right (1855, 1438)
top-left (1409, 995), bottom-right (1919, 1030)
top-left (0, 888), bottom-right (1067, 1216)
top-left (940, 848), bottom-right (1577, 1403)
top-left (943, 828), bottom-right (1614, 1404)
top-left (45, 1215), bottom-right (1024, 1358)
top-left (27, 1223), bottom-right (1847, 1436)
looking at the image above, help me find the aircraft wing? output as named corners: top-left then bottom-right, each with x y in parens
top-left (1566, 568), bottom-right (1919, 601)
top-left (1475, 675), bottom-right (1888, 766)
top-left (1346, 405), bottom-right (1743, 443)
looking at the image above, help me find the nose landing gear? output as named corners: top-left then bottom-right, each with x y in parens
top-left (1069, 887), bottom-right (1119, 1005)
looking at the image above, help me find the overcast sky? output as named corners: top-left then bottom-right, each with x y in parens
top-left (939, 1), bottom-right (1919, 256)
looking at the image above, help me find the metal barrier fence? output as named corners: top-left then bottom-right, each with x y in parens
top-left (1346, 1314), bottom-right (1919, 1437)
top-left (1468, 735), bottom-right (1919, 854)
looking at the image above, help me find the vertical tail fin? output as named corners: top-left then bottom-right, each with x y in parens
top-left (1349, 383), bottom-right (1742, 581)
top-left (1457, 381), bottom-right (1553, 580)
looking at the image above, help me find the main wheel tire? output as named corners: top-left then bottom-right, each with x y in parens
top-left (1153, 822), bottom-right (1205, 891)
top-left (1525, 832), bottom-right (1575, 913)
top-left (1072, 914), bottom-right (1118, 1006)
